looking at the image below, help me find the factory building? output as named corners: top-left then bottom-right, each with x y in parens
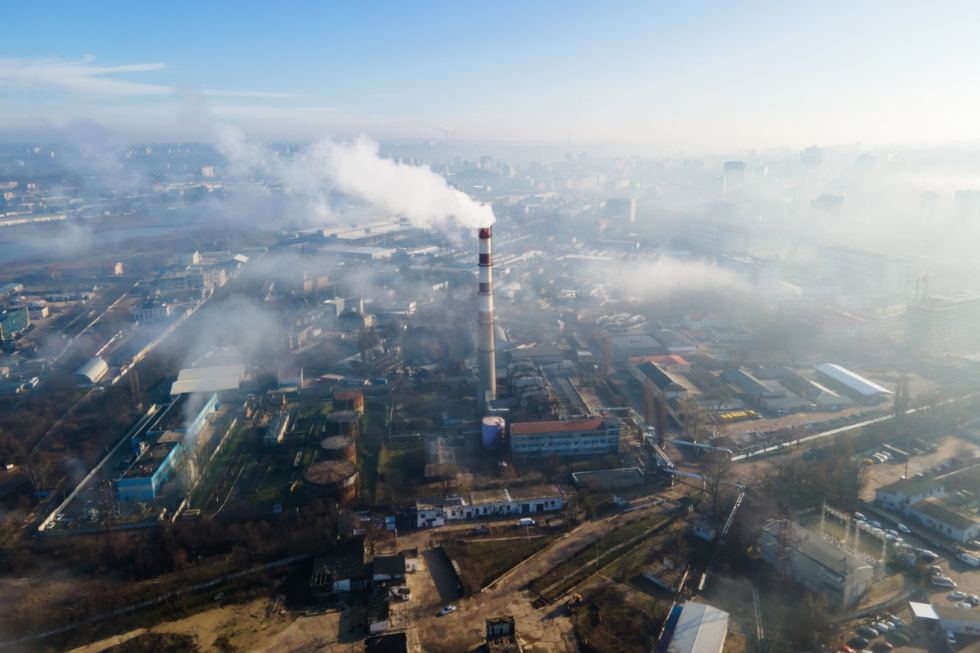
top-left (760, 520), bottom-right (872, 607)
top-left (416, 485), bottom-right (564, 528)
top-left (510, 418), bottom-right (620, 457)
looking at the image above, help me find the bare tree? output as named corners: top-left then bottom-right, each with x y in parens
top-left (174, 450), bottom-right (200, 500)
top-left (21, 452), bottom-right (57, 496)
top-left (699, 450), bottom-right (733, 519)
top-left (682, 400), bottom-right (708, 443)
top-left (642, 378), bottom-right (656, 426)
top-left (654, 392), bottom-right (668, 449)
top-left (363, 519), bottom-right (386, 557)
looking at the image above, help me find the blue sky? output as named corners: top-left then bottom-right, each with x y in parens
top-left (2, 1), bottom-right (979, 150)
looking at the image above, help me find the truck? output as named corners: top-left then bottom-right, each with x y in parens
top-left (518, 518), bottom-right (535, 527)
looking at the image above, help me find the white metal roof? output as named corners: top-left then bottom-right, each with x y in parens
top-left (74, 356), bottom-right (108, 384)
top-left (176, 364), bottom-right (245, 382)
top-left (909, 602), bottom-right (939, 620)
top-left (667, 602), bottom-right (730, 653)
top-left (815, 363), bottom-right (892, 396)
top-left (170, 376), bottom-right (242, 395)
top-left (170, 363), bottom-right (244, 395)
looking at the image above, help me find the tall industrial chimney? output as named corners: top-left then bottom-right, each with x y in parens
top-left (478, 227), bottom-right (496, 411)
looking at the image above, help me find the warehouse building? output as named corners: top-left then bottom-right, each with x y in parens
top-left (876, 478), bottom-right (980, 543)
top-left (74, 356), bottom-right (108, 385)
top-left (814, 363), bottom-right (892, 403)
top-left (510, 418), bottom-right (620, 457)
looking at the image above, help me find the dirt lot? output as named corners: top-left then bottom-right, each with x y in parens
top-left (67, 598), bottom-right (301, 653)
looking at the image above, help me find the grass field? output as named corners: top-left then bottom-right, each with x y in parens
top-left (190, 424), bottom-right (247, 510)
top-left (444, 536), bottom-right (559, 588)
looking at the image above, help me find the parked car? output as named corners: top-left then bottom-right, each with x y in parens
top-left (969, 595), bottom-right (980, 606)
top-left (885, 529), bottom-right (899, 538)
top-left (888, 614), bottom-right (903, 625)
top-left (870, 521), bottom-right (882, 528)
top-left (854, 512), bottom-right (867, 521)
top-left (950, 590), bottom-right (967, 600)
top-left (873, 621), bottom-right (892, 632)
top-left (849, 637), bottom-right (870, 649)
top-left (857, 627), bottom-right (879, 639)
top-left (921, 550), bottom-right (939, 561)
top-left (871, 642), bottom-right (893, 652)
top-left (948, 631), bottom-right (957, 645)
top-left (932, 576), bottom-right (956, 588)
top-left (958, 553), bottom-right (980, 567)
top-left (956, 602), bottom-right (973, 609)
top-left (926, 565), bottom-right (943, 574)
top-left (967, 540), bottom-right (980, 550)
top-left (439, 605), bottom-right (456, 616)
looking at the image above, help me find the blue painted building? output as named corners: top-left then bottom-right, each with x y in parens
top-left (118, 393), bottom-right (220, 502)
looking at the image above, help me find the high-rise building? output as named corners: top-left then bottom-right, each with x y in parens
top-left (704, 201), bottom-right (736, 224)
top-left (954, 191), bottom-right (980, 220)
top-left (688, 219), bottom-right (749, 254)
top-left (811, 195), bottom-right (845, 219)
top-left (800, 146), bottom-right (826, 169)
top-left (606, 197), bottom-right (636, 223)
top-left (201, 166), bottom-right (215, 177)
top-left (907, 292), bottom-right (980, 353)
top-left (711, 175), bottom-right (726, 195)
top-left (723, 161), bottom-right (745, 191)
top-left (479, 156), bottom-right (493, 171)
top-left (820, 247), bottom-right (914, 298)
top-left (716, 253), bottom-right (780, 291)
top-left (920, 192), bottom-right (940, 221)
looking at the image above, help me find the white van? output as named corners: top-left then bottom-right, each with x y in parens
top-left (958, 553), bottom-right (980, 567)
top-left (932, 576), bottom-right (957, 588)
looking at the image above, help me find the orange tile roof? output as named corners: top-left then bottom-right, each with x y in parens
top-left (510, 419), bottom-right (607, 435)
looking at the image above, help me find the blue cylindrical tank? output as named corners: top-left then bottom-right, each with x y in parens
top-left (482, 416), bottom-right (505, 450)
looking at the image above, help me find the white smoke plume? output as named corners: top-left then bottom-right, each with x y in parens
top-left (609, 258), bottom-right (746, 301)
top-left (303, 136), bottom-right (494, 229)
top-left (211, 121), bottom-right (494, 231)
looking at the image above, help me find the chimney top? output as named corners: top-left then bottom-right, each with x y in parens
top-left (479, 227), bottom-right (492, 239)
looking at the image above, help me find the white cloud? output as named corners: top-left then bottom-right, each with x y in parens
top-left (0, 56), bottom-right (300, 99)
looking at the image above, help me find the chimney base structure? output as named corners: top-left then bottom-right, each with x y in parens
top-left (478, 227), bottom-right (497, 412)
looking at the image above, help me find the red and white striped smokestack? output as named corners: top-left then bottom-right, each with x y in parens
top-left (478, 227), bottom-right (496, 411)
